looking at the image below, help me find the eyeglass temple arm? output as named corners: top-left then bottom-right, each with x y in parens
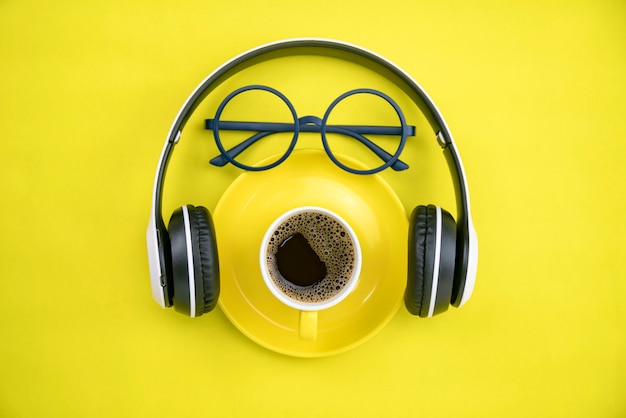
top-left (207, 119), bottom-right (415, 136)
top-left (206, 118), bottom-right (414, 170)
top-left (209, 130), bottom-right (274, 166)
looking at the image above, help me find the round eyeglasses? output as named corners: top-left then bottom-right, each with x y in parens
top-left (206, 85), bottom-right (415, 175)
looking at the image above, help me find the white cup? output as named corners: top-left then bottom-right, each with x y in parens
top-left (259, 206), bottom-right (362, 340)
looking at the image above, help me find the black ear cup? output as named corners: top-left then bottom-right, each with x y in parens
top-left (168, 205), bottom-right (220, 317)
top-left (405, 205), bottom-right (457, 317)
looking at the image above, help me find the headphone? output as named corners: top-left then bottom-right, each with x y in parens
top-left (146, 38), bottom-right (478, 319)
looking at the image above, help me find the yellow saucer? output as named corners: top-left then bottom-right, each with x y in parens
top-left (213, 149), bottom-right (408, 357)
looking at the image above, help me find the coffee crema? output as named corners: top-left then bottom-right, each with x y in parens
top-left (264, 210), bottom-right (356, 303)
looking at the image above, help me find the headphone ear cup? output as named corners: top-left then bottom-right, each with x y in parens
top-left (168, 205), bottom-right (220, 317)
top-left (191, 205), bottom-right (220, 314)
top-left (405, 205), bottom-right (456, 317)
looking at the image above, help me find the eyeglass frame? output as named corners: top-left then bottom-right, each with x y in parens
top-left (206, 84), bottom-right (415, 175)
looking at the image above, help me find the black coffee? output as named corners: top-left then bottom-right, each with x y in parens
top-left (276, 233), bottom-right (327, 287)
top-left (264, 210), bottom-right (356, 303)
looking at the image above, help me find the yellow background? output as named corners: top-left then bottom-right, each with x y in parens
top-left (1, 0), bottom-right (625, 416)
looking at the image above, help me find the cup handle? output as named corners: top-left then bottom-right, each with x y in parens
top-left (299, 311), bottom-right (317, 340)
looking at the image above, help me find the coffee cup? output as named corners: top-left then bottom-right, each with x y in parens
top-left (260, 206), bottom-right (362, 340)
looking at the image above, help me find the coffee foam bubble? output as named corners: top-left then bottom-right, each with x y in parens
top-left (265, 210), bottom-right (355, 303)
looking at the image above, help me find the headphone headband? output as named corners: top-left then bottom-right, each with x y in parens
top-left (147, 38), bottom-right (477, 309)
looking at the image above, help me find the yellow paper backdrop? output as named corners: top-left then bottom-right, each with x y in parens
top-left (1, 0), bottom-right (625, 416)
